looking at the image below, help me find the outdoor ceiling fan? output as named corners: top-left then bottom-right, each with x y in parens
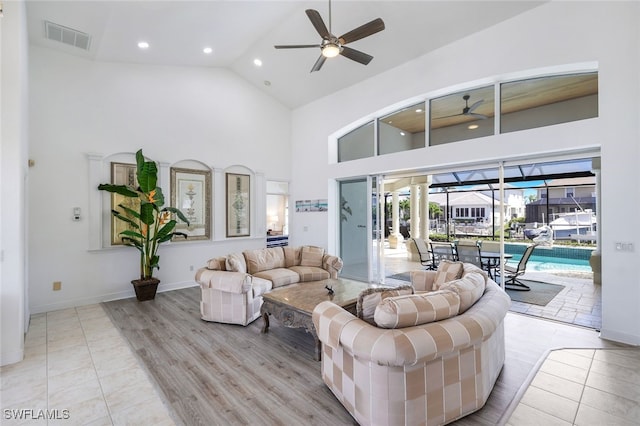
top-left (435, 94), bottom-right (489, 120)
top-left (274, 0), bottom-right (385, 72)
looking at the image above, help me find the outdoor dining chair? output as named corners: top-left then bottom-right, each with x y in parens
top-left (430, 242), bottom-right (457, 267)
top-left (412, 238), bottom-right (436, 270)
top-left (503, 243), bottom-right (538, 291)
top-left (453, 240), bottom-right (481, 267)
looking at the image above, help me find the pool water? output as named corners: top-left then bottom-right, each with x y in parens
top-left (507, 254), bottom-right (592, 273)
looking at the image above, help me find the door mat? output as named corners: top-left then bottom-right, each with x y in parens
top-left (506, 280), bottom-right (565, 306)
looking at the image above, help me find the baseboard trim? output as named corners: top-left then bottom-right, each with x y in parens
top-left (30, 281), bottom-right (199, 314)
top-left (600, 328), bottom-right (640, 346)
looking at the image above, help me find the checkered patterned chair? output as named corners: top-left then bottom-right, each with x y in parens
top-left (312, 263), bottom-right (510, 426)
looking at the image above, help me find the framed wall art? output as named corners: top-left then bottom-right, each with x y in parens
top-left (295, 199), bottom-right (328, 212)
top-left (110, 162), bottom-right (139, 245)
top-left (226, 173), bottom-right (250, 237)
top-left (170, 167), bottom-right (211, 241)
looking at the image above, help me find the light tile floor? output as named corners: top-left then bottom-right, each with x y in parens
top-left (504, 348), bottom-right (640, 426)
top-left (0, 304), bottom-right (175, 426)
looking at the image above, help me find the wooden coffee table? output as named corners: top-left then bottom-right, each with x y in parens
top-left (260, 277), bottom-right (371, 360)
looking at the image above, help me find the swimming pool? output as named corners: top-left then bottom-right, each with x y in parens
top-left (507, 254), bottom-right (593, 273)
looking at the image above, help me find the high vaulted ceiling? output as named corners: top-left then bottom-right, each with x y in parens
top-left (25, 1), bottom-right (546, 109)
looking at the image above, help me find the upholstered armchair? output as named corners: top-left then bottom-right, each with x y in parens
top-left (195, 269), bottom-right (272, 326)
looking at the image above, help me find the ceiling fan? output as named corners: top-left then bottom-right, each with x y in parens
top-left (274, 0), bottom-right (385, 72)
top-left (435, 94), bottom-right (488, 120)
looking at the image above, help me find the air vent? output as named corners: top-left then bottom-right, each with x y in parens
top-left (44, 21), bottom-right (91, 51)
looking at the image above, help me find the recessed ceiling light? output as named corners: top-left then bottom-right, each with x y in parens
top-left (137, 41), bottom-right (149, 49)
top-left (203, 47), bottom-right (213, 54)
top-left (468, 124), bottom-right (479, 130)
top-left (400, 131), bottom-right (406, 136)
top-left (415, 109), bottom-right (423, 113)
top-left (253, 58), bottom-right (263, 67)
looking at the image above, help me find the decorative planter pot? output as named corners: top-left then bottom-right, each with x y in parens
top-left (131, 278), bottom-right (160, 301)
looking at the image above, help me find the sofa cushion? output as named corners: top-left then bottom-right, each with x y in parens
top-left (433, 260), bottom-right (464, 289)
top-left (283, 246), bottom-right (302, 267)
top-left (300, 246), bottom-right (324, 267)
top-left (438, 271), bottom-right (486, 313)
top-left (243, 248), bottom-right (285, 274)
top-left (356, 285), bottom-right (414, 324)
top-left (253, 268), bottom-right (300, 288)
top-left (288, 266), bottom-right (330, 282)
top-left (225, 252), bottom-right (247, 274)
top-left (373, 290), bottom-right (460, 329)
top-left (206, 257), bottom-right (227, 271)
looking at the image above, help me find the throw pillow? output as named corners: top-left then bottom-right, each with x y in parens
top-left (433, 260), bottom-right (464, 290)
top-left (300, 246), bottom-right (324, 267)
top-left (283, 246), bottom-right (302, 267)
top-left (206, 257), bottom-right (227, 271)
top-left (438, 272), bottom-right (486, 313)
top-left (356, 285), bottom-right (414, 324)
top-left (373, 290), bottom-right (461, 329)
top-left (225, 252), bottom-right (247, 274)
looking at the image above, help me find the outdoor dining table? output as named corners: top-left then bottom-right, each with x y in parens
top-left (479, 251), bottom-right (513, 280)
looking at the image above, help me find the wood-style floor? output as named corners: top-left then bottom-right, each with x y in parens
top-left (102, 286), bottom-right (624, 426)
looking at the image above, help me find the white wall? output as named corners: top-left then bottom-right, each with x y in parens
top-left (290, 2), bottom-right (640, 345)
top-left (1, 0), bottom-right (29, 366)
top-left (28, 47), bottom-right (292, 313)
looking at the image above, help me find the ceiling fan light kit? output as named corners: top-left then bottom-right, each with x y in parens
top-left (321, 42), bottom-right (341, 58)
top-left (274, 0), bottom-right (385, 72)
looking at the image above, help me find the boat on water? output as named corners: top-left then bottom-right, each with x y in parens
top-left (548, 210), bottom-right (597, 238)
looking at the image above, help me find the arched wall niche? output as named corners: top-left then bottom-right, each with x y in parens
top-left (87, 153), bottom-right (263, 249)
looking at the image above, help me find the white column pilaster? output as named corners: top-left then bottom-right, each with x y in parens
top-left (410, 184), bottom-right (419, 239)
top-left (420, 183), bottom-right (429, 240)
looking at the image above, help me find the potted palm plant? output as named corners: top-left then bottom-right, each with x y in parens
top-left (98, 149), bottom-right (189, 301)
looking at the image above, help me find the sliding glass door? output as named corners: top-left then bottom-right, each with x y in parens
top-left (339, 179), bottom-right (369, 281)
top-left (339, 177), bottom-right (383, 282)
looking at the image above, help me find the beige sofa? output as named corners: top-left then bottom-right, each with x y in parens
top-left (312, 262), bottom-right (510, 426)
top-left (195, 246), bottom-right (343, 325)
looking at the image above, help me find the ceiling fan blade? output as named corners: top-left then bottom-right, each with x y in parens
top-left (434, 113), bottom-right (463, 120)
top-left (339, 18), bottom-right (385, 45)
top-left (306, 9), bottom-right (330, 39)
top-left (468, 99), bottom-right (484, 113)
top-left (468, 113), bottom-right (489, 120)
top-left (310, 55), bottom-right (327, 73)
top-left (274, 44), bottom-right (321, 49)
top-left (340, 46), bottom-right (373, 65)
